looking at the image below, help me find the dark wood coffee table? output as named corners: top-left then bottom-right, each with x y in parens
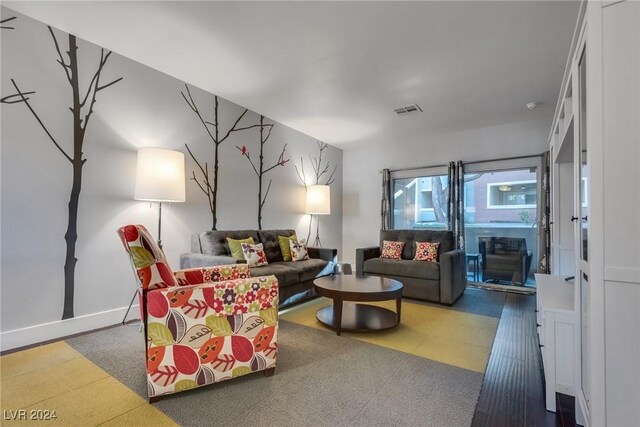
top-left (313, 275), bottom-right (403, 335)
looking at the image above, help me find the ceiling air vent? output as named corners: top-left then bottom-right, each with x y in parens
top-left (394, 104), bottom-right (423, 116)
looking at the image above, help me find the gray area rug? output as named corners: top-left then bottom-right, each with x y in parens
top-left (68, 320), bottom-right (485, 427)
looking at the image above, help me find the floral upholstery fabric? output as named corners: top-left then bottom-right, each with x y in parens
top-left (413, 241), bottom-right (440, 262)
top-left (380, 240), bottom-right (405, 260)
top-left (174, 264), bottom-right (251, 286)
top-left (117, 224), bottom-right (279, 399)
top-left (117, 224), bottom-right (177, 291)
top-left (146, 275), bottom-right (278, 397)
top-left (241, 243), bottom-right (269, 267)
top-left (289, 240), bottom-right (309, 261)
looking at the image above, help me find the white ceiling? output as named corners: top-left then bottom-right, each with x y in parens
top-left (4, 1), bottom-right (580, 149)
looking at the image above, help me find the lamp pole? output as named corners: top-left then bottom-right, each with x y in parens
top-left (157, 201), bottom-right (163, 250)
top-left (313, 214), bottom-right (322, 247)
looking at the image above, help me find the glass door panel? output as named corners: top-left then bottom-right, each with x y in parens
top-left (464, 168), bottom-right (538, 285)
top-left (578, 49), bottom-right (589, 261)
top-left (391, 175), bottom-right (449, 230)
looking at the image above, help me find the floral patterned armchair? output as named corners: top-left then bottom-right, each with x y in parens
top-left (117, 224), bottom-right (278, 402)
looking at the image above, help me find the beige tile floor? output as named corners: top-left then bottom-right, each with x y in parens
top-left (0, 342), bottom-right (176, 426)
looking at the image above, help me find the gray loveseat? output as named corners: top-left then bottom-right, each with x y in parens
top-left (356, 230), bottom-right (466, 305)
top-left (180, 229), bottom-right (337, 307)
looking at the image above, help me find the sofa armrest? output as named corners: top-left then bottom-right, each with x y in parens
top-left (356, 246), bottom-right (380, 275)
top-left (307, 247), bottom-right (337, 263)
top-left (440, 249), bottom-right (467, 304)
top-left (173, 264), bottom-right (251, 286)
top-left (180, 253), bottom-right (243, 269)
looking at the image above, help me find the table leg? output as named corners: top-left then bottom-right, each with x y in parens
top-left (333, 298), bottom-right (343, 336)
top-left (396, 297), bottom-right (402, 324)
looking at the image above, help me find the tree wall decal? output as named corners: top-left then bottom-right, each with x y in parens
top-left (181, 84), bottom-right (260, 230)
top-left (236, 115), bottom-right (289, 230)
top-left (295, 141), bottom-right (337, 243)
top-left (1, 16), bottom-right (17, 30)
top-left (1, 27), bottom-right (122, 320)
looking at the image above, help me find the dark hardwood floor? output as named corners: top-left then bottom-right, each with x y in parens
top-left (471, 293), bottom-right (577, 427)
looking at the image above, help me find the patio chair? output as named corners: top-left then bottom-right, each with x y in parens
top-left (478, 236), bottom-right (532, 286)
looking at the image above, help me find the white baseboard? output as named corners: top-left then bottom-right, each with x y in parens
top-left (0, 305), bottom-right (140, 352)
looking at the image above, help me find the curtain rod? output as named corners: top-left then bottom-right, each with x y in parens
top-left (463, 153), bottom-right (544, 166)
top-left (383, 153), bottom-right (544, 173)
top-left (386, 163), bottom-right (449, 173)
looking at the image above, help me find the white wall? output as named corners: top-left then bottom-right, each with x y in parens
top-left (0, 8), bottom-right (342, 350)
top-left (341, 117), bottom-right (549, 264)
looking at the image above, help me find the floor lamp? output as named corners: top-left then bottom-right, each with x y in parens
top-left (306, 185), bottom-right (331, 247)
top-left (122, 147), bottom-right (186, 325)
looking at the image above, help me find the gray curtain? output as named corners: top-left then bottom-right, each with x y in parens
top-left (455, 161), bottom-right (465, 250)
top-left (447, 161), bottom-right (455, 230)
top-left (381, 168), bottom-right (391, 230)
top-left (538, 151), bottom-right (551, 273)
top-left (447, 161), bottom-right (465, 250)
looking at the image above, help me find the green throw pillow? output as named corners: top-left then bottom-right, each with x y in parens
top-left (227, 237), bottom-right (255, 260)
top-left (278, 234), bottom-right (298, 262)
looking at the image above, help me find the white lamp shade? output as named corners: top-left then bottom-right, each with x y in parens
top-left (134, 148), bottom-right (186, 202)
top-left (306, 185), bottom-right (331, 215)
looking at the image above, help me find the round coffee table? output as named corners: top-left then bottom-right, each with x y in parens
top-left (313, 275), bottom-right (403, 335)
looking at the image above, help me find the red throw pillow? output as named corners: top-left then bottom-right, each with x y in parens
top-left (413, 241), bottom-right (440, 262)
top-left (380, 240), bottom-right (405, 260)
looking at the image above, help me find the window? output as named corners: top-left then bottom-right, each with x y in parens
top-left (392, 175), bottom-right (448, 229)
top-left (486, 180), bottom-right (536, 209)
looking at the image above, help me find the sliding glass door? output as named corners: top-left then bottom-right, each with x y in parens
top-left (388, 160), bottom-right (542, 287)
top-left (463, 167), bottom-right (539, 286)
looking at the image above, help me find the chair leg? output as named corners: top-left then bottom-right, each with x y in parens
top-left (263, 367), bottom-right (276, 377)
top-left (122, 289), bottom-right (140, 325)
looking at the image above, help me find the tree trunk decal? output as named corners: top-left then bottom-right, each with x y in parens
top-left (295, 141), bottom-right (336, 243)
top-left (1, 27), bottom-right (122, 320)
top-left (237, 115), bottom-right (289, 230)
top-left (181, 85), bottom-right (259, 230)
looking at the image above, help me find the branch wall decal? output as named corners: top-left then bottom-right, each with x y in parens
top-left (295, 141), bottom-right (337, 243)
top-left (1, 16), bottom-right (17, 30)
top-left (181, 84), bottom-right (260, 230)
top-left (237, 115), bottom-right (289, 230)
top-left (1, 26), bottom-right (122, 320)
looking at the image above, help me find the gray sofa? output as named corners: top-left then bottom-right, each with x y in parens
top-left (180, 229), bottom-right (337, 307)
top-left (356, 230), bottom-right (466, 305)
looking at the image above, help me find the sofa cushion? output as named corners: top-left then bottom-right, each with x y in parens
top-left (227, 237), bottom-right (255, 260)
top-left (241, 243), bottom-right (269, 267)
top-left (284, 258), bottom-right (331, 282)
top-left (414, 241), bottom-right (440, 262)
top-left (363, 258), bottom-right (440, 281)
top-left (278, 234), bottom-right (298, 261)
top-left (249, 263), bottom-right (299, 287)
top-left (257, 229), bottom-right (296, 263)
top-left (381, 240), bottom-right (405, 260)
top-left (290, 240), bottom-right (309, 261)
top-left (380, 229), bottom-right (454, 259)
top-left (197, 230), bottom-right (260, 256)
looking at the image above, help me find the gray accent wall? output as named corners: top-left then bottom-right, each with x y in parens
top-left (0, 7), bottom-right (342, 348)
